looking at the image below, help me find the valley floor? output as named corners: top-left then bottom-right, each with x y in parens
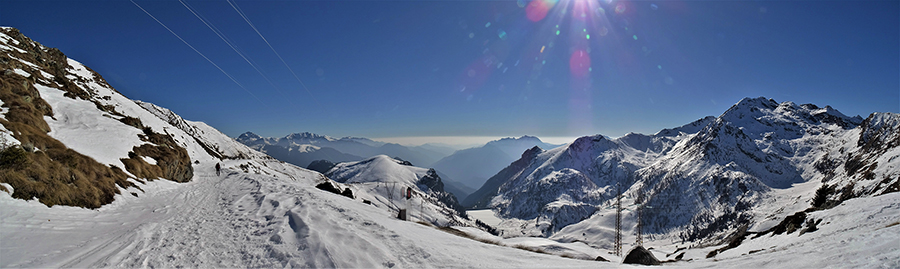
top-left (2, 161), bottom-right (898, 268)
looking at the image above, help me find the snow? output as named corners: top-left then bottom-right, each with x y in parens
top-left (140, 156), bottom-right (156, 165)
top-left (294, 144), bottom-right (320, 153)
top-left (3, 28), bottom-right (898, 268)
top-left (0, 30), bottom-right (20, 45)
top-left (0, 98), bottom-right (19, 147)
top-left (325, 155), bottom-right (472, 227)
top-left (13, 56), bottom-right (40, 69)
top-left (37, 83), bottom-right (145, 168)
top-left (0, 42), bottom-right (26, 53)
top-left (136, 100), bottom-right (268, 160)
top-left (328, 155), bottom-right (425, 184)
top-left (682, 193), bottom-right (900, 269)
top-left (11, 68), bottom-right (29, 77)
top-left (468, 209), bottom-right (503, 227)
top-left (0, 160), bottom-right (604, 268)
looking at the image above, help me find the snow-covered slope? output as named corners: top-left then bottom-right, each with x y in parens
top-left (136, 101), bottom-right (267, 160)
top-left (0, 26), bottom-right (210, 207)
top-left (325, 155), bottom-right (471, 226)
top-left (466, 125), bottom-right (699, 235)
top-left (0, 27), bottom-right (602, 268)
top-left (475, 96), bottom-right (898, 249)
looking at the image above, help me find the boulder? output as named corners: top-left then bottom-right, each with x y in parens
top-left (623, 246), bottom-right (660, 265)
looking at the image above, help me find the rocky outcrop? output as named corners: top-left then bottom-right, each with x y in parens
top-left (623, 246), bottom-right (661, 265)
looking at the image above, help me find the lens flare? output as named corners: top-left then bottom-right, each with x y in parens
top-left (569, 49), bottom-right (591, 78)
top-left (572, 0), bottom-right (590, 21)
top-left (526, 0), bottom-right (558, 22)
top-left (615, 3), bottom-right (626, 14)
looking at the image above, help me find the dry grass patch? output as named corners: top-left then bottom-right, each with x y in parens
top-left (121, 127), bottom-right (193, 183)
top-left (0, 27), bottom-right (193, 208)
top-left (1, 61), bottom-right (139, 208)
top-left (0, 144), bottom-right (135, 208)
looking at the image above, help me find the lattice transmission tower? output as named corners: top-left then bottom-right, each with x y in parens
top-left (615, 182), bottom-right (622, 257)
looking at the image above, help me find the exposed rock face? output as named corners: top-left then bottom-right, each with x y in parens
top-left (623, 246), bottom-right (660, 265)
top-left (417, 168), bottom-right (465, 215)
top-left (307, 159), bottom-right (336, 174)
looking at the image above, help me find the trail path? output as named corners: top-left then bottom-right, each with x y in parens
top-left (1, 163), bottom-right (599, 268)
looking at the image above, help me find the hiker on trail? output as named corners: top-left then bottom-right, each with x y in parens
top-left (215, 163), bottom-right (221, 176)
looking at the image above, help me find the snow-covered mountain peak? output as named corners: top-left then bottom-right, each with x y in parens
top-left (858, 112), bottom-right (900, 148)
top-left (339, 136), bottom-right (385, 147)
top-left (327, 155), bottom-right (423, 185)
top-left (285, 132), bottom-right (334, 143)
top-left (492, 135), bottom-right (541, 144)
top-left (565, 134), bottom-right (617, 155)
top-left (616, 132), bottom-right (653, 151)
top-left (237, 131), bottom-right (262, 141)
top-left (655, 116), bottom-right (717, 137)
top-left (324, 154), bottom-right (469, 225)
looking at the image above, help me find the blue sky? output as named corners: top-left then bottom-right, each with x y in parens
top-left (3, 0), bottom-right (898, 145)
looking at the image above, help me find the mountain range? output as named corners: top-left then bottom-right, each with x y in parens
top-left (1, 26), bottom-right (897, 267)
top-left (235, 131), bottom-right (451, 168)
top-left (469, 96), bottom-right (898, 246)
top-left (237, 132), bottom-right (561, 200)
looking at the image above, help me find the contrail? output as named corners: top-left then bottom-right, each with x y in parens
top-left (131, 0), bottom-right (265, 106)
top-left (178, 0), bottom-right (293, 104)
top-left (226, 0), bottom-right (322, 109)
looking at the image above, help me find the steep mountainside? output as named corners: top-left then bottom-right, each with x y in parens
top-left (0, 27), bottom-right (202, 208)
top-left (433, 135), bottom-right (563, 191)
top-left (474, 97), bottom-right (898, 244)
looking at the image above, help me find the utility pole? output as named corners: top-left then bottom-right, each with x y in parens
top-left (615, 182), bottom-right (622, 257)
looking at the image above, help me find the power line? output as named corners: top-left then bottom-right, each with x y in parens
top-left (226, 0), bottom-right (323, 110)
top-left (178, 0), bottom-right (295, 106)
top-left (130, 0), bottom-right (266, 106)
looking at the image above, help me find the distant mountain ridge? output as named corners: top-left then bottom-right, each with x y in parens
top-left (470, 97), bottom-right (898, 243)
top-left (432, 136), bottom-right (563, 192)
top-left (236, 131), bottom-right (447, 168)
